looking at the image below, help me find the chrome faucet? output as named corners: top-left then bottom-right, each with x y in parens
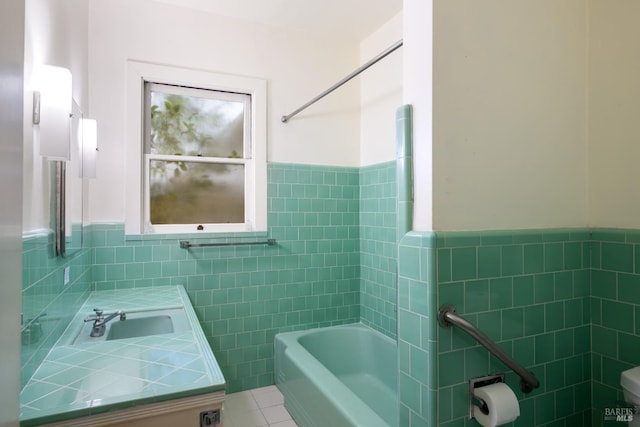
top-left (84, 308), bottom-right (126, 337)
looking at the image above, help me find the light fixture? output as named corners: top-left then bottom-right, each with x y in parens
top-left (34, 65), bottom-right (72, 160)
top-left (79, 118), bottom-right (97, 178)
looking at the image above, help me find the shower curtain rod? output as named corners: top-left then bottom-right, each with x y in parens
top-left (281, 39), bottom-right (403, 123)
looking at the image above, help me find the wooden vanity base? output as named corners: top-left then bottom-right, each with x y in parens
top-left (41, 391), bottom-right (225, 427)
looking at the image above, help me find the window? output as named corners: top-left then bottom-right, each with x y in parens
top-left (144, 83), bottom-right (252, 233)
top-left (125, 61), bottom-right (267, 235)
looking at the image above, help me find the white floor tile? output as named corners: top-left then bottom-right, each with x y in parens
top-left (254, 389), bottom-right (285, 408)
top-left (225, 390), bottom-right (259, 412)
top-left (229, 408), bottom-right (268, 427)
top-left (222, 413), bottom-right (235, 427)
top-left (224, 385), bottom-right (297, 427)
top-left (226, 386), bottom-right (297, 427)
top-left (250, 385), bottom-right (279, 395)
top-left (262, 405), bottom-right (292, 424)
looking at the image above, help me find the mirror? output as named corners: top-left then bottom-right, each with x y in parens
top-left (52, 100), bottom-right (84, 257)
top-left (64, 100), bottom-right (85, 255)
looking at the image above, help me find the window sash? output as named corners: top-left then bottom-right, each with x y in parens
top-left (143, 154), bottom-right (254, 233)
top-left (144, 82), bottom-right (252, 159)
top-left (142, 83), bottom-right (254, 233)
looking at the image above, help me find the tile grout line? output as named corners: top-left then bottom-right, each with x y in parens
top-left (225, 386), bottom-right (297, 427)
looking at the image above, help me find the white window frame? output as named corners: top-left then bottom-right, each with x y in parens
top-left (143, 83), bottom-right (253, 233)
top-left (125, 61), bottom-right (267, 235)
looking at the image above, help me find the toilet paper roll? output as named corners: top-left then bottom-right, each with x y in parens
top-left (473, 382), bottom-right (520, 427)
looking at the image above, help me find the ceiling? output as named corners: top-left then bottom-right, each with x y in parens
top-left (151, 0), bottom-right (403, 42)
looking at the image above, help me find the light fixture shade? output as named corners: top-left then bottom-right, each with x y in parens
top-left (79, 118), bottom-right (97, 178)
top-left (38, 65), bottom-right (72, 160)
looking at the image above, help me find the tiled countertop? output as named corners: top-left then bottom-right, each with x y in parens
top-left (20, 286), bottom-right (225, 426)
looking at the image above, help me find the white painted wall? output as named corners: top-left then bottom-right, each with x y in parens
top-left (588, 0), bottom-right (640, 229)
top-left (22, 0), bottom-right (89, 232)
top-left (87, 0), bottom-right (360, 224)
top-left (0, 1), bottom-right (24, 424)
top-left (47, 0), bottom-right (640, 233)
top-left (403, 0), bottom-right (434, 231)
top-left (359, 12), bottom-right (403, 166)
top-left (431, 0), bottom-right (588, 231)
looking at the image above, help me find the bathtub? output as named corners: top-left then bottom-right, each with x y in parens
top-left (275, 323), bottom-right (398, 427)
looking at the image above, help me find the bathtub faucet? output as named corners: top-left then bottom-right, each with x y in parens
top-left (84, 308), bottom-right (126, 337)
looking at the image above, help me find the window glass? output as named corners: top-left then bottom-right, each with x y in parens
top-left (148, 85), bottom-right (247, 158)
top-left (144, 83), bottom-right (251, 230)
top-left (149, 160), bottom-right (245, 224)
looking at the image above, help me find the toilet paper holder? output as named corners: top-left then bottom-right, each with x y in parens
top-left (469, 374), bottom-right (505, 419)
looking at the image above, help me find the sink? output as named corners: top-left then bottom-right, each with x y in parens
top-left (72, 308), bottom-right (191, 344)
top-left (107, 315), bottom-right (174, 340)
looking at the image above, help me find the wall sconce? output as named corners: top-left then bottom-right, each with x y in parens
top-left (79, 118), bottom-right (97, 178)
top-left (33, 65), bottom-right (72, 160)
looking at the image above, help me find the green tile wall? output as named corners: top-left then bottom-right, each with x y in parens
top-left (436, 229), bottom-right (592, 427)
top-left (399, 229), bottom-right (593, 427)
top-left (25, 157), bottom-right (640, 426)
top-left (22, 162), bottom-right (405, 394)
top-left (396, 104), bottom-right (413, 241)
top-left (21, 231), bottom-right (92, 387)
top-left (590, 229), bottom-right (640, 427)
top-left (398, 232), bottom-right (437, 427)
top-left (89, 163), bottom-right (361, 392)
top-left (360, 161), bottom-right (398, 339)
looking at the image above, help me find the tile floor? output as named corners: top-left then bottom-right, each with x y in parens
top-left (224, 385), bottom-right (298, 427)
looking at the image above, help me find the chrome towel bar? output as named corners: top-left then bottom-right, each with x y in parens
top-left (438, 304), bottom-right (540, 393)
top-left (179, 239), bottom-right (276, 249)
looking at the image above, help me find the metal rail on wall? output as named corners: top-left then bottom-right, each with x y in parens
top-left (280, 40), bottom-right (403, 123)
top-left (438, 304), bottom-right (540, 393)
top-left (179, 239), bottom-right (276, 249)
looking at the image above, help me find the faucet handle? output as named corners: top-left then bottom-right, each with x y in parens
top-left (84, 308), bottom-right (104, 322)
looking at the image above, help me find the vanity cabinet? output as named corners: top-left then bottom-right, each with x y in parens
top-left (20, 286), bottom-right (226, 427)
top-left (41, 392), bottom-right (224, 427)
